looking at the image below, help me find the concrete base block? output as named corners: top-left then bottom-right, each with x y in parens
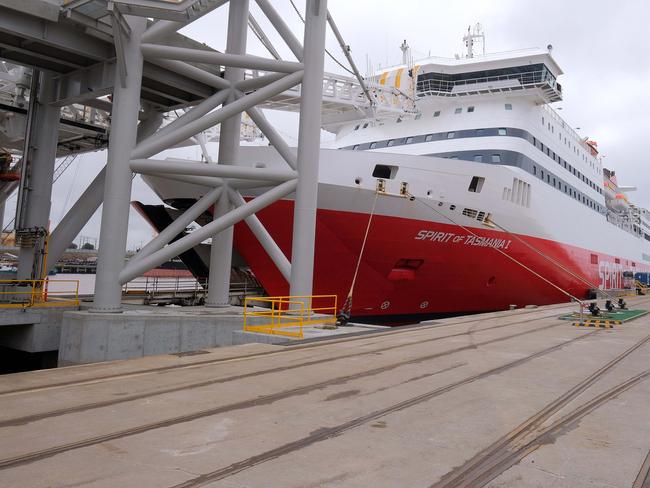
top-left (59, 308), bottom-right (245, 366)
top-left (231, 330), bottom-right (291, 345)
top-left (0, 308), bottom-right (74, 352)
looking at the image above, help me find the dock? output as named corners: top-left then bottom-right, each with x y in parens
top-left (1, 298), bottom-right (650, 487)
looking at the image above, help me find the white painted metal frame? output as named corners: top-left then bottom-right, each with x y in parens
top-left (85, 0), bottom-right (328, 311)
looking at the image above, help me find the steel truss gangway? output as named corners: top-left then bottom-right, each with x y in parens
top-left (0, 0), bottom-right (416, 319)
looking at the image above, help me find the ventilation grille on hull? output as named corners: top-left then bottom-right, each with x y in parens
top-left (462, 207), bottom-right (489, 223)
top-left (502, 178), bottom-right (531, 207)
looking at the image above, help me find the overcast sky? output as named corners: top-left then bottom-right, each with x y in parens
top-left (7, 0), bottom-right (648, 249)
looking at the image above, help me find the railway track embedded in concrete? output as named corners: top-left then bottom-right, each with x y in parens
top-left (0, 304), bottom-right (581, 396)
top-left (431, 333), bottom-right (650, 487)
top-left (0, 320), bottom-right (597, 471)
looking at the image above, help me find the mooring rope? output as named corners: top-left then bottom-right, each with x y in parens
top-left (411, 195), bottom-right (582, 304)
top-left (336, 191), bottom-right (379, 325)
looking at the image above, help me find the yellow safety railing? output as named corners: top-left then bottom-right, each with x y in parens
top-left (243, 295), bottom-right (338, 339)
top-left (0, 279), bottom-right (80, 309)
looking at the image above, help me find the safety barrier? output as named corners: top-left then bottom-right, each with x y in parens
top-left (243, 295), bottom-right (338, 338)
top-left (0, 279), bottom-right (80, 309)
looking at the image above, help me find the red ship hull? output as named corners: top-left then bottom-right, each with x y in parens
top-left (233, 200), bottom-right (644, 321)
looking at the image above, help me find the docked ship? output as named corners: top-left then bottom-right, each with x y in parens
top-left (136, 30), bottom-right (650, 321)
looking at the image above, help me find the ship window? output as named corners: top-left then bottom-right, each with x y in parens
top-left (387, 139), bottom-right (395, 147)
top-left (541, 170), bottom-right (545, 179)
top-left (396, 117), bottom-right (403, 123)
top-left (467, 106), bottom-right (475, 113)
top-left (498, 128), bottom-right (507, 136)
top-left (354, 125), bottom-right (360, 130)
top-left (491, 154), bottom-right (501, 163)
top-left (415, 113), bottom-right (422, 120)
top-left (447, 132), bottom-right (455, 139)
top-left (369, 142), bottom-right (377, 149)
top-left (553, 177), bottom-right (556, 187)
top-left (591, 254), bottom-right (599, 265)
top-left (615, 258), bottom-right (621, 264)
top-left (547, 175), bottom-right (550, 183)
top-left (433, 111), bottom-right (441, 117)
top-left (533, 166), bottom-right (537, 175)
top-left (363, 123), bottom-right (369, 128)
top-left (454, 107), bottom-right (462, 114)
top-left (372, 164), bottom-right (398, 179)
top-left (449, 156), bottom-right (459, 159)
top-left (425, 134), bottom-right (434, 142)
top-left (564, 184), bottom-right (567, 192)
top-left (468, 176), bottom-right (485, 193)
top-left (505, 103), bottom-right (512, 110)
top-left (473, 155), bottom-right (483, 162)
top-left (352, 145), bottom-right (359, 151)
top-left (406, 137), bottom-right (414, 144)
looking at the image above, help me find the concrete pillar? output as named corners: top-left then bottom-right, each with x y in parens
top-left (92, 16), bottom-right (146, 312)
top-left (288, 0), bottom-right (328, 300)
top-left (16, 72), bottom-right (60, 280)
top-left (205, 0), bottom-right (249, 307)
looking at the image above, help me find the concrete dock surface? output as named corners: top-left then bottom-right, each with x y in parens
top-left (1, 298), bottom-right (650, 487)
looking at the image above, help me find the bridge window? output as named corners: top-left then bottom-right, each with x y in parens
top-left (425, 134), bottom-right (434, 142)
top-left (468, 176), bottom-right (485, 193)
top-left (454, 107), bottom-right (462, 114)
top-left (447, 132), bottom-right (455, 139)
top-left (405, 137), bottom-right (414, 144)
top-left (474, 155), bottom-right (483, 162)
top-left (387, 139), bottom-right (396, 147)
top-left (433, 111), bottom-right (441, 117)
top-left (498, 128), bottom-right (507, 136)
top-left (491, 154), bottom-right (501, 163)
top-left (505, 103), bottom-right (512, 110)
top-left (467, 106), bottom-right (475, 113)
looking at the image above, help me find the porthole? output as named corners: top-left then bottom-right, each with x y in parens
top-left (380, 301), bottom-right (390, 310)
top-left (426, 190), bottom-right (433, 197)
top-left (354, 177), bottom-right (362, 185)
top-left (420, 301), bottom-right (429, 309)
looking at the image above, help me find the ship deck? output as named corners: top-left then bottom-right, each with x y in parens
top-left (1, 297), bottom-right (650, 487)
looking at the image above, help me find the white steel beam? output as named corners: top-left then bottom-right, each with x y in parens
top-left (131, 70), bottom-right (303, 160)
top-left (119, 178), bottom-right (298, 284)
top-left (255, 0), bottom-right (304, 61)
top-left (229, 188), bottom-right (290, 282)
top-left (129, 186), bottom-right (222, 263)
top-left (206, 0), bottom-right (249, 307)
top-left (245, 104), bottom-right (297, 169)
top-left (130, 158), bottom-right (297, 181)
top-left (141, 43), bottom-right (304, 74)
top-left (141, 0), bottom-right (229, 43)
top-left (92, 15), bottom-right (147, 312)
top-left (289, 0), bottom-right (328, 301)
top-left (133, 88), bottom-right (231, 159)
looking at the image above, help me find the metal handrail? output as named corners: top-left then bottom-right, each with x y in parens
top-left (0, 279), bottom-right (79, 309)
top-left (243, 294), bottom-right (338, 339)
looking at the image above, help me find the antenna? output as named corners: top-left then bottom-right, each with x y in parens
top-left (462, 23), bottom-right (486, 58)
top-left (399, 39), bottom-right (411, 66)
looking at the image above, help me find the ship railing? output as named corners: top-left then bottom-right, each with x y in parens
top-left (0, 279), bottom-right (79, 309)
top-left (243, 295), bottom-right (338, 339)
top-left (122, 276), bottom-right (207, 297)
top-left (540, 104), bottom-right (587, 151)
top-left (242, 69), bottom-right (416, 116)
